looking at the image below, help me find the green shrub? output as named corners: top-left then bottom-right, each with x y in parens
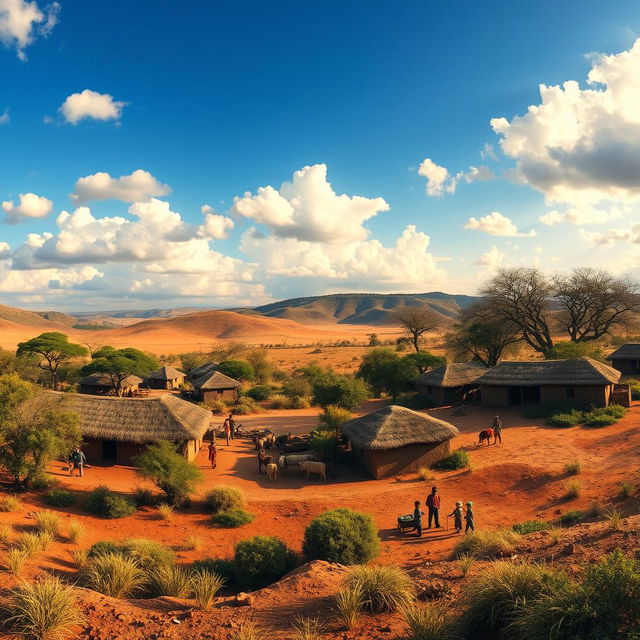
top-left (211, 508), bottom-right (254, 528)
top-left (286, 395), bottom-right (311, 409)
top-left (344, 565), bottom-right (415, 613)
top-left (432, 448), bottom-right (470, 470)
top-left (269, 393), bottom-right (289, 409)
top-left (81, 553), bottom-right (146, 598)
top-left (512, 520), bottom-right (550, 535)
top-left (85, 486), bottom-right (136, 518)
top-left (6, 576), bottom-right (83, 640)
top-left (583, 404), bottom-right (626, 427)
top-left (559, 509), bottom-right (583, 526)
top-left (44, 488), bottom-right (76, 507)
top-left (30, 474), bottom-right (57, 490)
top-left (246, 385), bottom-right (272, 401)
top-left (457, 561), bottom-right (568, 638)
top-left (132, 486), bottom-right (158, 507)
top-left (87, 540), bottom-right (119, 559)
top-left (303, 508), bottom-right (380, 565)
top-left (308, 428), bottom-right (341, 462)
top-left (453, 530), bottom-right (520, 559)
top-left (204, 486), bottom-right (246, 514)
top-left (134, 441), bottom-right (204, 507)
top-left (629, 379), bottom-right (640, 401)
top-left (547, 409), bottom-right (585, 428)
top-left (233, 535), bottom-right (296, 590)
top-left (192, 557), bottom-right (236, 585)
top-left (218, 360), bottom-right (255, 381)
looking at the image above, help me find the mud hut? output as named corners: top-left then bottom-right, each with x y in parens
top-left (46, 391), bottom-right (211, 465)
top-left (193, 370), bottom-right (241, 403)
top-left (414, 362), bottom-right (486, 406)
top-left (78, 372), bottom-right (142, 396)
top-left (340, 405), bottom-right (459, 479)
top-left (477, 357), bottom-right (628, 407)
top-left (146, 366), bottom-right (185, 390)
top-left (187, 362), bottom-right (219, 381)
top-left (607, 344), bottom-right (640, 376)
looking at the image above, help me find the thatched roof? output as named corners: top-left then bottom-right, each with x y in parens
top-left (607, 344), bottom-right (640, 360)
top-left (189, 362), bottom-right (219, 379)
top-left (194, 370), bottom-right (241, 390)
top-left (79, 372), bottom-right (143, 387)
top-left (147, 366), bottom-right (185, 381)
top-left (340, 405), bottom-right (458, 450)
top-left (477, 357), bottom-right (621, 386)
top-left (415, 362), bottom-right (487, 388)
top-left (44, 391), bottom-right (211, 443)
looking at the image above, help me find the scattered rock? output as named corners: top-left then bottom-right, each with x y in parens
top-left (235, 592), bottom-right (254, 606)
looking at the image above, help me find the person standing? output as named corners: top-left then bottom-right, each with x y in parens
top-left (228, 413), bottom-right (236, 440)
top-left (449, 501), bottom-right (464, 534)
top-left (72, 448), bottom-right (86, 477)
top-left (464, 501), bottom-right (475, 534)
top-left (413, 500), bottom-right (424, 537)
top-left (208, 441), bottom-right (217, 469)
top-left (223, 419), bottom-right (231, 446)
top-left (493, 416), bottom-right (503, 444)
top-left (66, 451), bottom-right (74, 476)
top-left (426, 486), bottom-right (441, 528)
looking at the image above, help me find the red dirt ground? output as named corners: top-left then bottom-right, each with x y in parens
top-left (1, 401), bottom-right (640, 638)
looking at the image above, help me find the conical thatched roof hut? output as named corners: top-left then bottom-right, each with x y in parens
top-left (45, 391), bottom-right (211, 464)
top-left (414, 362), bottom-right (486, 407)
top-left (146, 365), bottom-right (185, 390)
top-left (341, 405), bottom-right (459, 479)
top-left (78, 372), bottom-right (143, 396)
top-left (193, 370), bottom-right (241, 404)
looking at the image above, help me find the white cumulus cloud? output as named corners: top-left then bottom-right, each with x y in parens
top-left (2, 192), bottom-right (53, 223)
top-left (231, 163), bottom-right (390, 244)
top-left (0, 0), bottom-right (59, 60)
top-left (464, 211), bottom-right (536, 237)
top-left (492, 38), bottom-right (640, 215)
top-left (417, 158), bottom-right (494, 196)
top-left (59, 89), bottom-right (127, 124)
top-left (71, 169), bottom-right (171, 204)
top-left (199, 205), bottom-right (234, 239)
top-left (476, 245), bottom-right (505, 268)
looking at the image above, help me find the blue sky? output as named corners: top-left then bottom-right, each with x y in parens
top-left (1, 0), bottom-right (640, 310)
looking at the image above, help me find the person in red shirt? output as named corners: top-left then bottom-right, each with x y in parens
top-left (224, 419), bottom-right (230, 446)
top-left (208, 442), bottom-right (217, 469)
top-left (425, 486), bottom-right (441, 528)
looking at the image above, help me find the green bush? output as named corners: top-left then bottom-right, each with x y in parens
top-left (204, 486), bottom-right (246, 514)
top-left (218, 360), bottom-right (255, 382)
top-left (344, 565), bottom-right (415, 613)
top-left (432, 448), bottom-right (470, 470)
top-left (44, 488), bottom-right (76, 507)
top-left (453, 530), bottom-right (519, 559)
top-left (559, 509), bottom-right (583, 527)
top-left (457, 561), bottom-right (568, 638)
top-left (512, 520), bottom-right (550, 535)
top-left (629, 379), bottom-right (640, 401)
top-left (85, 486), bottom-right (136, 518)
top-left (547, 409), bottom-right (585, 428)
top-left (286, 395), bottom-right (310, 409)
top-left (303, 508), bottom-right (380, 565)
top-left (192, 557), bottom-right (236, 586)
top-left (233, 536), bottom-right (296, 589)
top-left (268, 393), bottom-right (289, 409)
top-left (246, 385), bottom-right (272, 401)
top-left (584, 404), bottom-right (626, 427)
top-left (134, 441), bottom-right (204, 507)
top-left (132, 486), bottom-right (158, 507)
top-left (211, 509), bottom-right (255, 528)
top-left (308, 428), bottom-right (341, 462)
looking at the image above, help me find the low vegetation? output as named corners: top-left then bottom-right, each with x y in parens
top-left (512, 520), bottom-right (550, 535)
top-left (453, 530), bottom-right (520, 559)
top-left (205, 486), bottom-right (246, 514)
top-left (233, 535), bottom-right (296, 590)
top-left (5, 548), bottom-right (28, 574)
top-left (334, 585), bottom-right (365, 630)
top-left (432, 448), bottom-right (470, 471)
top-left (211, 508), bottom-right (255, 527)
top-left (81, 552), bottom-right (146, 598)
top-left (290, 615), bottom-right (324, 640)
top-left (344, 565), bottom-right (415, 613)
top-left (619, 481), bottom-right (634, 498)
top-left (559, 509), bottom-right (583, 526)
top-left (564, 459), bottom-right (582, 475)
top-left (0, 495), bottom-right (21, 512)
top-left (565, 479), bottom-right (582, 499)
top-left (192, 570), bottom-right (225, 610)
top-left (34, 510), bottom-right (63, 538)
top-left (303, 508), bottom-right (380, 565)
top-left (547, 404), bottom-right (627, 428)
top-left (156, 503), bottom-right (174, 522)
top-left (402, 601), bottom-right (455, 640)
top-left (88, 538), bottom-right (175, 571)
top-left (86, 486), bottom-right (137, 519)
top-left (149, 564), bottom-right (193, 597)
top-left (44, 488), bottom-right (76, 507)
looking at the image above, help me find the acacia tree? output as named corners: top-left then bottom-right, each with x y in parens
top-left (554, 268), bottom-right (640, 342)
top-left (0, 374), bottom-right (81, 485)
top-left (16, 332), bottom-right (88, 390)
top-left (445, 302), bottom-right (520, 366)
top-left (480, 268), bottom-right (555, 354)
top-left (395, 306), bottom-right (441, 352)
top-left (81, 346), bottom-right (159, 396)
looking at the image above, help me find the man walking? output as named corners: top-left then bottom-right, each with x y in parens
top-left (426, 486), bottom-right (441, 528)
top-left (493, 415), bottom-right (503, 444)
top-left (72, 447), bottom-right (86, 477)
top-left (228, 412), bottom-right (236, 440)
top-left (208, 441), bottom-right (217, 469)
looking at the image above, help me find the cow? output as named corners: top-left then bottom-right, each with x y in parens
top-left (279, 453), bottom-right (315, 475)
top-left (258, 449), bottom-right (273, 473)
top-left (266, 462), bottom-right (278, 482)
top-left (478, 428), bottom-right (493, 446)
top-left (298, 460), bottom-right (327, 482)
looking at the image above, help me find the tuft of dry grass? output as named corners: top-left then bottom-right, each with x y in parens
top-left (334, 586), bottom-right (364, 630)
top-left (453, 530), bottom-right (520, 560)
top-left (149, 564), bottom-right (193, 598)
top-left (548, 527), bottom-right (562, 545)
top-left (184, 535), bottom-right (202, 551)
top-left (5, 549), bottom-right (28, 575)
top-left (606, 507), bottom-right (624, 532)
top-left (232, 622), bottom-right (262, 640)
top-left (417, 466), bottom-right (435, 482)
top-left (344, 565), bottom-right (415, 613)
top-left (402, 601), bottom-right (454, 640)
top-left (34, 510), bottom-right (62, 538)
top-left (191, 570), bottom-right (225, 610)
top-left (565, 479), bottom-right (581, 500)
top-left (157, 503), bottom-right (174, 522)
top-left (458, 553), bottom-right (475, 577)
top-left (564, 459), bottom-right (581, 475)
top-left (67, 520), bottom-right (85, 544)
top-left (80, 553), bottom-right (146, 598)
top-left (36, 531), bottom-right (55, 551)
top-left (0, 495), bottom-right (21, 512)
top-left (16, 532), bottom-right (45, 558)
top-left (590, 500), bottom-right (604, 518)
top-left (69, 549), bottom-right (89, 569)
top-left (618, 481), bottom-right (634, 499)
top-left (290, 616), bottom-right (324, 640)
top-left (0, 523), bottom-right (13, 545)
top-left (6, 575), bottom-right (84, 640)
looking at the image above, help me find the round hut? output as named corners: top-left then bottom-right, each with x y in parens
top-left (340, 405), bottom-right (459, 479)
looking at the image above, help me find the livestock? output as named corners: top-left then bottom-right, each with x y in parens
top-left (278, 453), bottom-right (315, 475)
top-left (254, 436), bottom-right (266, 451)
top-left (266, 462), bottom-right (278, 482)
top-left (275, 433), bottom-right (291, 448)
top-left (298, 460), bottom-right (327, 482)
top-left (264, 432), bottom-right (275, 449)
top-left (478, 428), bottom-right (493, 446)
top-left (257, 449), bottom-right (273, 473)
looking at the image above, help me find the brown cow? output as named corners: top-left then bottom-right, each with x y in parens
top-left (478, 428), bottom-right (493, 446)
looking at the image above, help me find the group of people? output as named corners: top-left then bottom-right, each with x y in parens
top-left (66, 448), bottom-right (86, 477)
top-left (206, 412), bottom-right (237, 469)
top-left (411, 486), bottom-right (474, 537)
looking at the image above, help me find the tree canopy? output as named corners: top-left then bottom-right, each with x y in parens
top-left (217, 360), bottom-right (255, 381)
top-left (394, 306), bottom-right (441, 352)
top-left (16, 332), bottom-right (88, 390)
top-left (81, 346), bottom-right (159, 396)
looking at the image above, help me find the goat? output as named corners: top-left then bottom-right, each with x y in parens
top-left (478, 428), bottom-right (493, 446)
top-left (298, 460), bottom-right (327, 482)
top-left (266, 462), bottom-right (278, 482)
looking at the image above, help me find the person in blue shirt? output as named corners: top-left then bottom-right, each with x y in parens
top-left (465, 501), bottom-right (475, 534)
top-left (413, 500), bottom-right (424, 537)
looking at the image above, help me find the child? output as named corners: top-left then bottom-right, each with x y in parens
top-left (449, 501), bottom-right (464, 534)
top-left (413, 500), bottom-right (424, 537)
top-left (465, 501), bottom-right (475, 534)
top-left (208, 441), bottom-right (217, 469)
